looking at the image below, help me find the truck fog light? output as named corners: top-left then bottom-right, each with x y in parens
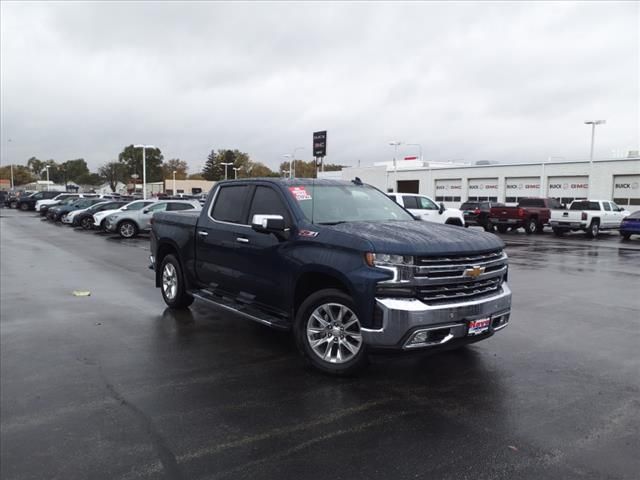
top-left (410, 331), bottom-right (428, 344)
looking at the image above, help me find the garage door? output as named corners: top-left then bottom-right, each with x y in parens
top-left (467, 178), bottom-right (499, 202)
top-left (613, 175), bottom-right (640, 206)
top-left (505, 177), bottom-right (541, 203)
top-left (547, 176), bottom-right (589, 205)
top-left (435, 179), bottom-right (462, 203)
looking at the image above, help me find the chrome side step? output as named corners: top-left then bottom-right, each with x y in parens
top-left (191, 290), bottom-right (289, 330)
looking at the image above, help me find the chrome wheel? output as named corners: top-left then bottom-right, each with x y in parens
top-left (120, 222), bottom-right (135, 238)
top-left (162, 263), bottom-right (178, 300)
top-left (307, 303), bottom-right (362, 364)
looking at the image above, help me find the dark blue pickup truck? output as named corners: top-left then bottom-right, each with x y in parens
top-left (150, 178), bottom-right (511, 374)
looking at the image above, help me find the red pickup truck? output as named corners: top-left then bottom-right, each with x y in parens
top-left (489, 198), bottom-right (564, 234)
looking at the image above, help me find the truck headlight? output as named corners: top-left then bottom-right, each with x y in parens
top-left (365, 253), bottom-right (414, 267)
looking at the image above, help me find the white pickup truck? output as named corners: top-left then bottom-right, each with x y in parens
top-left (388, 193), bottom-right (465, 226)
top-left (550, 199), bottom-right (629, 238)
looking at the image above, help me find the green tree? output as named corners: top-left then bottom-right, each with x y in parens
top-left (0, 165), bottom-right (34, 186)
top-left (278, 160), bottom-right (343, 178)
top-left (77, 172), bottom-right (103, 186)
top-left (202, 149), bottom-right (253, 181)
top-left (98, 161), bottom-right (128, 192)
top-left (60, 159), bottom-right (90, 182)
top-left (187, 173), bottom-right (205, 180)
top-left (162, 158), bottom-right (189, 180)
top-left (27, 157), bottom-right (45, 177)
top-left (245, 162), bottom-right (277, 178)
top-left (118, 145), bottom-right (164, 183)
top-left (42, 160), bottom-right (64, 183)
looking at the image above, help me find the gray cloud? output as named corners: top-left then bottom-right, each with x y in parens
top-left (1, 1), bottom-right (638, 173)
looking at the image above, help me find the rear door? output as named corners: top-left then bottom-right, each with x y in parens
top-left (195, 184), bottom-right (252, 295)
top-left (139, 202), bottom-right (169, 230)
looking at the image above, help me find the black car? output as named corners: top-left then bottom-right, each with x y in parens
top-left (15, 190), bottom-right (61, 211)
top-left (5, 191), bottom-right (35, 209)
top-left (48, 198), bottom-right (105, 222)
top-left (460, 201), bottom-right (504, 231)
top-left (73, 200), bottom-right (128, 229)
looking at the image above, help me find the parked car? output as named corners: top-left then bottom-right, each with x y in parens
top-left (5, 190), bottom-right (36, 209)
top-left (460, 201), bottom-right (504, 231)
top-left (36, 193), bottom-right (82, 214)
top-left (549, 200), bottom-right (629, 237)
top-left (49, 198), bottom-right (105, 222)
top-left (388, 193), bottom-right (465, 226)
top-left (149, 179), bottom-right (511, 375)
top-left (0, 191), bottom-right (7, 206)
top-left (105, 200), bottom-right (200, 238)
top-left (93, 200), bottom-right (156, 230)
top-left (72, 200), bottom-right (129, 229)
top-left (15, 190), bottom-right (61, 211)
top-left (489, 197), bottom-right (563, 234)
top-left (620, 210), bottom-right (640, 240)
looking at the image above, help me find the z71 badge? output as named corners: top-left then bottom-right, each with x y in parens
top-left (299, 230), bottom-right (319, 238)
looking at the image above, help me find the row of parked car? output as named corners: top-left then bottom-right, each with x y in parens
top-left (387, 193), bottom-right (639, 240)
top-left (5, 190), bottom-right (203, 238)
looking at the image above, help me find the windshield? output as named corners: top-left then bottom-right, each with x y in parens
top-left (289, 184), bottom-right (414, 224)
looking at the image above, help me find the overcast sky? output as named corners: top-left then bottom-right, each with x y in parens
top-left (1, 1), bottom-right (638, 173)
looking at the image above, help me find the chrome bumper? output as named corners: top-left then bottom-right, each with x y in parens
top-left (361, 283), bottom-right (512, 349)
top-left (550, 220), bottom-right (584, 229)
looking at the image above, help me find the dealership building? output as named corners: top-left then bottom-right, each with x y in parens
top-left (324, 156), bottom-right (640, 208)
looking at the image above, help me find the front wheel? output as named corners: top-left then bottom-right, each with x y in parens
top-left (19, 203), bottom-right (29, 211)
top-left (160, 254), bottom-right (194, 308)
top-left (496, 225), bottom-right (509, 234)
top-left (294, 289), bottom-right (368, 375)
top-left (118, 220), bottom-right (138, 239)
top-left (483, 223), bottom-right (495, 232)
top-left (80, 217), bottom-right (93, 230)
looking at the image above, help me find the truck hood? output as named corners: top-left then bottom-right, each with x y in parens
top-left (327, 220), bottom-right (504, 256)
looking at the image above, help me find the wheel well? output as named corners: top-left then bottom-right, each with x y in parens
top-left (155, 243), bottom-right (178, 287)
top-left (445, 218), bottom-right (463, 226)
top-left (294, 272), bottom-right (348, 313)
top-left (591, 217), bottom-right (600, 224)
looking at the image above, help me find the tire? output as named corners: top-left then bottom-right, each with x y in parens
top-left (19, 203), bottom-right (29, 211)
top-left (159, 254), bottom-right (194, 309)
top-left (620, 232), bottom-right (631, 241)
top-left (118, 220), bottom-right (138, 239)
top-left (483, 224), bottom-right (495, 232)
top-left (524, 218), bottom-right (538, 235)
top-left (9, 201), bottom-right (17, 209)
top-left (586, 220), bottom-right (599, 238)
top-left (294, 288), bottom-right (368, 376)
top-left (496, 225), bottom-right (509, 234)
top-left (80, 216), bottom-right (93, 230)
top-left (535, 222), bottom-right (545, 234)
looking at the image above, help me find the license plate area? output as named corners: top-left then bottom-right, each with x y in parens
top-left (468, 317), bottom-right (491, 336)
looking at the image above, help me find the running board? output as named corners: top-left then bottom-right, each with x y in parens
top-left (191, 290), bottom-right (290, 330)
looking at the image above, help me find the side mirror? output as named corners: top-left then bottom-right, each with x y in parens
top-left (251, 214), bottom-right (286, 234)
top-left (142, 208), bottom-right (150, 214)
top-left (439, 202), bottom-right (446, 215)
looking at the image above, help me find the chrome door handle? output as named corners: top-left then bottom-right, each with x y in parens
top-left (197, 230), bottom-right (208, 237)
top-left (236, 237), bottom-right (249, 243)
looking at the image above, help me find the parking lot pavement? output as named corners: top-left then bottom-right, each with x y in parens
top-left (1, 209), bottom-right (639, 480)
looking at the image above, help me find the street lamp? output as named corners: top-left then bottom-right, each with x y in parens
top-left (45, 165), bottom-right (51, 191)
top-left (389, 141), bottom-right (402, 192)
top-left (584, 120), bottom-right (606, 164)
top-left (220, 162), bottom-right (233, 180)
top-left (133, 144), bottom-right (156, 199)
top-left (233, 166), bottom-right (243, 179)
top-left (172, 170), bottom-right (177, 196)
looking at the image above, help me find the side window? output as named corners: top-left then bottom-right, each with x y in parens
top-left (418, 196), bottom-right (439, 210)
top-left (610, 202), bottom-right (620, 211)
top-left (211, 185), bottom-right (249, 224)
top-left (33, 193), bottom-right (44, 199)
top-left (168, 203), bottom-right (194, 211)
top-left (147, 203), bottom-right (168, 213)
top-left (603, 202), bottom-right (611, 211)
top-left (247, 186), bottom-right (290, 224)
top-left (402, 196), bottom-right (419, 209)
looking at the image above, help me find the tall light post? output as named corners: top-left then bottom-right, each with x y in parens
top-left (291, 147), bottom-right (304, 178)
top-left (220, 162), bottom-right (233, 180)
top-left (45, 165), bottom-right (51, 191)
top-left (7, 138), bottom-right (14, 190)
top-left (233, 166), bottom-right (242, 179)
top-left (406, 143), bottom-right (423, 162)
top-left (389, 141), bottom-right (402, 192)
top-left (282, 154), bottom-right (293, 179)
top-left (584, 120), bottom-right (606, 164)
top-left (134, 144), bottom-right (156, 199)
top-left (172, 170), bottom-right (177, 196)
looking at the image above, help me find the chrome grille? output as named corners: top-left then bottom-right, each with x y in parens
top-left (417, 277), bottom-right (503, 305)
top-left (417, 250), bottom-right (503, 266)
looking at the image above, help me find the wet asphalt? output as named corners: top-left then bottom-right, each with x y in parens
top-left (1, 208), bottom-right (639, 480)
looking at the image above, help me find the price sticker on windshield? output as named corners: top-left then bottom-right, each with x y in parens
top-left (289, 186), bottom-right (312, 201)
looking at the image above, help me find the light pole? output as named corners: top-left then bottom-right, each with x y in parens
top-left (172, 170), bottom-right (177, 196)
top-left (7, 138), bottom-right (14, 190)
top-left (291, 147), bottom-right (304, 178)
top-left (389, 141), bottom-right (402, 192)
top-left (584, 120), bottom-right (606, 164)
top-left (233, 166), bottom-right (242, 179)
top-left (134, 144), bottom-right (156, 199)
top-left (282, 154), bottom-right (293, 179)
top-left (220, 162), bottom-right (233, 180)
top-left (45, 165), bottom-right (51, 191)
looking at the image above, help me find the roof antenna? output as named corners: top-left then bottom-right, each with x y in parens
top-left (352, 177), bottom-right (363, 185)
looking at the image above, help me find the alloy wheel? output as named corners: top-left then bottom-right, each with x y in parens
top-left (306, 303), bottom-right (362, 364)
top-left (162, 263), bottom-right (178, 300)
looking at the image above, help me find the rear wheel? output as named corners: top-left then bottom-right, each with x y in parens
top-left (160, 254), bottom-right (194, 308)
top-left (483, 223), bottom-right (494, 232)
top-left (535, 222), bottom-right (545, 234)
top-left (496, 225), bottom-right (509, 234)
top-left (19, 203), bottom-right (29, 211)
top-left (81, 216), bottom-right (93, 230)
top-left (524, 218), bottom-right (538, 234)
top-left (586, 220), bottom-right (599, 238)
top-left (294, 289), bottom-right (368, 375)
top-left (118, 220), bottom-right (138, 239)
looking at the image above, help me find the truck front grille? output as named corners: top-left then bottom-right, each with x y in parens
top-left (417, 277), bottom-right (503, 305)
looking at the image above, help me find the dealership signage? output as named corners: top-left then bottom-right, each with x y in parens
top-left (468, 178), bottom-right (499, 196)
top-left (505, 177), bottom-right (541, 196)
top-left (546, 176), bottom-right (589, 197)
top-left (313, 131), bottom-right (327, 158)
top-left (613, 175), bottom-right (640, 198)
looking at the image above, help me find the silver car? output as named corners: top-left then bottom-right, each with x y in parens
top-left (105, 200), bottom-right (201, 238)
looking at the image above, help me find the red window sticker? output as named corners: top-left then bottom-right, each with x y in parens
top-left (288, 186), bottom-right (312, 201)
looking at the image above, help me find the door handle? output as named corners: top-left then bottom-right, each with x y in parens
top-left (236, 237), bottom-right (249, 243)
top-left (197, 230), bottom-right (208, 237)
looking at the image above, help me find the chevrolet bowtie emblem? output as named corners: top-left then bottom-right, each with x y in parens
top-left (463, 265), bottom-right (485, 279)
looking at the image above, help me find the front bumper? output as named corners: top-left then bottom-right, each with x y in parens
top-left (361, 283), bottom-right (512, 349)
top-left (61, 214), bottom-right (72, 224)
